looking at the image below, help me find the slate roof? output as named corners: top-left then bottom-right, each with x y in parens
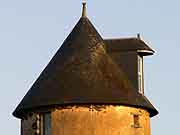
top-left (104, 38), bottom-right (154, 55)
top-left (13, 6), bottom-right (158, 119)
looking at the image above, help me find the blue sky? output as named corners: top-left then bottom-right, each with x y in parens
top-left (0, 0), bottom-right (180, 134)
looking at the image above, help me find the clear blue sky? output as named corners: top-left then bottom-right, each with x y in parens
top-left (0, 0), bottom-right (179, 134)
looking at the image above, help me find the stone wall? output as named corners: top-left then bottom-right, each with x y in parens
top-left (21, 113), bottom-right (41, 135)
top-left (21, 105), bottom-right (150, 135)
top-left (52, 105), bottom-right (150, 135)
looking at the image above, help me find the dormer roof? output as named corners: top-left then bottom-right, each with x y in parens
top-left (104, 38), bottom-right (154, 56)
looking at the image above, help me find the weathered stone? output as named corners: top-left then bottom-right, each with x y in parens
top-left (52, 105), bottom-right (150, 135)
top-left (21, 114), bottom-right (37, 135)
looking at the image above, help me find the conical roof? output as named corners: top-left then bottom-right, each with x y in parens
top-left (13, 5), bottom-right (158, 118)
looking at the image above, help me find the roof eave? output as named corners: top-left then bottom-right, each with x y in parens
top-left (137, 50), bottom-right (155, 56)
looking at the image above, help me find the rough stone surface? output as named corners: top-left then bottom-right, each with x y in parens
top-left (21, 114), bottom-right (37, 135)
top-left (51, 105), bottom-right (150, 135)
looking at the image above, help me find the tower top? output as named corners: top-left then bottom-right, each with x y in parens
top-left (82, 1), bottom-right (87, 18)
top-left (13, 1), bottom-right (158, 119)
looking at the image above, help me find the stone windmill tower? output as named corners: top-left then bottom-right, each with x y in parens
top-left (13, 2), bottom-right (158, 135)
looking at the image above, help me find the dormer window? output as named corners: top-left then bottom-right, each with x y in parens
top-left (138, 55), bottom-right (144, 94)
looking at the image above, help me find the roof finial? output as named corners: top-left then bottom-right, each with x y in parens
top-left (137, 33), bottom-right (141, 39)
top-left (82, 1), bottom-right (87, 18)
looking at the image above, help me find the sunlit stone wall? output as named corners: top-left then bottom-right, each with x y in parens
top-left (52, 105), bottom-right (151, 135)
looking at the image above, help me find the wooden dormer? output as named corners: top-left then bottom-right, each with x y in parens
top-left (104, 37), bottom-right (154, 94)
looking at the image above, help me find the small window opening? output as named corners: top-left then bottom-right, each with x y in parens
top-left (133, 114), bottom-right (141, 128)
